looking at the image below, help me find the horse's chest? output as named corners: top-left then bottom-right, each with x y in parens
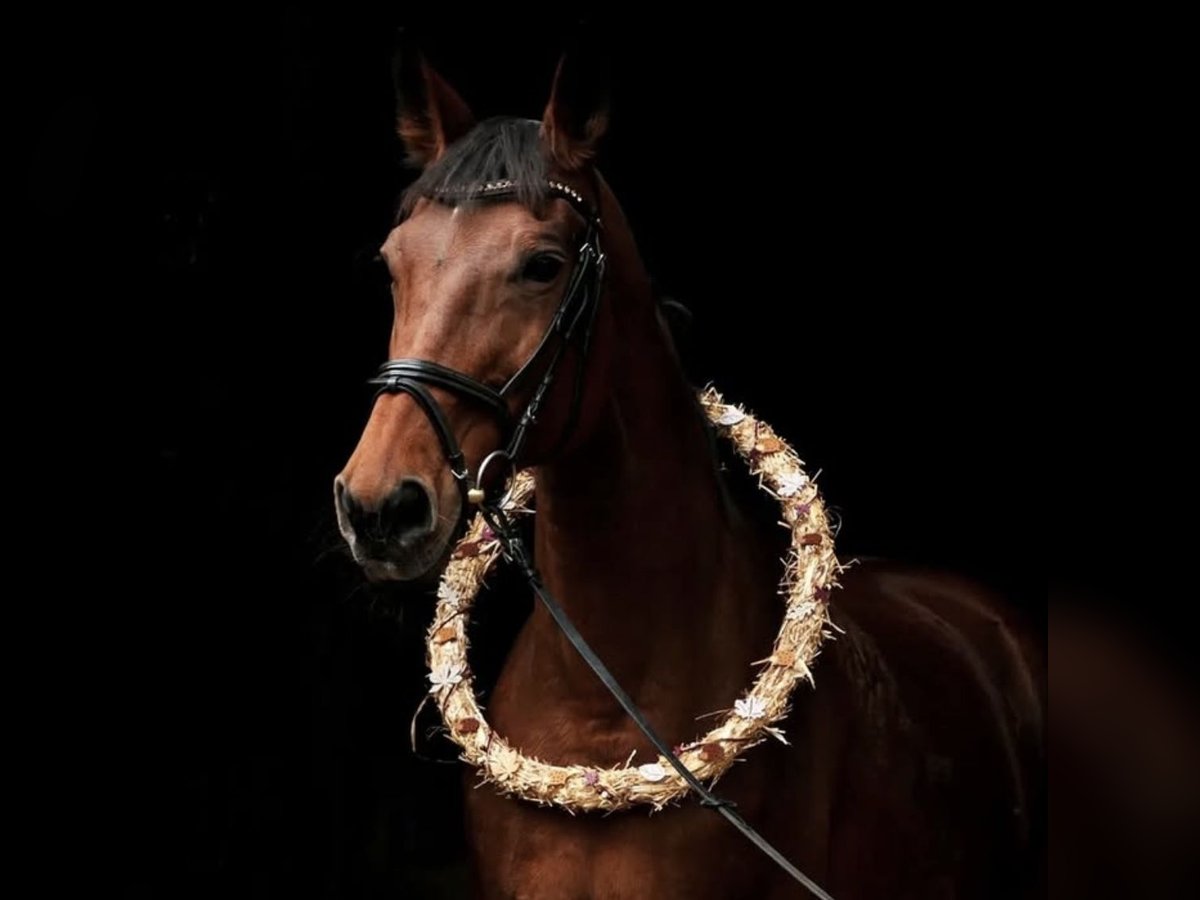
top-left (466, 789), bottom-right (761, 900)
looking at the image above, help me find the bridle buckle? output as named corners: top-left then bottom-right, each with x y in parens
top-left (472, 449), bottom-right (517, 507)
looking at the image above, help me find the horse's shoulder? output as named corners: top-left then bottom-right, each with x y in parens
top-left (831, 559), bottom-right (1043, 730)
top-left (827, 561), bottom-right (1043, 827)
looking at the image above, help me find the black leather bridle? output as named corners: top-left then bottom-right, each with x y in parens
top-left (367, 178), bottom-right (833, 899)
top-left (368, 178), bottom-right (605, 507)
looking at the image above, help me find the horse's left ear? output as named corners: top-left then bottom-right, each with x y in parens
top-left (540, 42), bottom-right (610, 172)
top-left (393, 36), bottom-right (475, 168)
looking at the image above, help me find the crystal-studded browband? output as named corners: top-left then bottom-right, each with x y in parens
top-left (426, 178), bottom-right (599, 225)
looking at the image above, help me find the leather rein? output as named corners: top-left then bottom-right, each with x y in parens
top-left (369, 178), bottom-right (833, 900)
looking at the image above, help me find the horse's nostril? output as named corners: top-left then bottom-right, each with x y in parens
top-left (338, 477), bottom-right (435, 554)
top-left (381, 480), bottom-right (434, 542)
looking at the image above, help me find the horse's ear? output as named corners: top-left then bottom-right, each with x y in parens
top-left (540, 40), bottom-right (610, 172)
top-left (392, 39), bottom-right (475, 168)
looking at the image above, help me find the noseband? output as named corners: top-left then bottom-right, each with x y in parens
top-left (368, 179), bottom-right (605, 506)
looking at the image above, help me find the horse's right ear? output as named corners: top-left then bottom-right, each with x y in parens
top-left (392, 37), bottom-right (475, 168)
top-left (540, 35), bottom-right (610, 172)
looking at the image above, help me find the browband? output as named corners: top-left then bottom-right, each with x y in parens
top-left (426, 178), bottom-right (599, 225)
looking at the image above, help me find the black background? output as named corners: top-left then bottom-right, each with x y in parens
top-left (26, 8), bottom-right (1043, 898)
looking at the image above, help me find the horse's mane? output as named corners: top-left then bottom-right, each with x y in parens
top-left (397, 117), bottom-right (549, 221)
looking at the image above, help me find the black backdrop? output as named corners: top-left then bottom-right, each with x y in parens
top-left (27, 9), bottom-right (1040, 898)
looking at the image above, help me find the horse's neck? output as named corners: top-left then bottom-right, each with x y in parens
top-left (530, 306), bottom-right (778, 726)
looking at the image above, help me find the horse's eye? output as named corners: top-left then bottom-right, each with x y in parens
top-left (522, 253), bottom-right (564, 283)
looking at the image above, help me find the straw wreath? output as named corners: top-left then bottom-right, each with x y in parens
top-left (424, 386), bottom-right (839, 812)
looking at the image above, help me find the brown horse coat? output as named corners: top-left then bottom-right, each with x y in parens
top-left (336, 47), bottom-right (1045, 899)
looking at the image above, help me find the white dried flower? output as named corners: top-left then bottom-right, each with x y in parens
top-left (428, 662), bottom-right (465, 693)
top-left (775, 472), bottom-right (810, 497)
top-left (437, 582), bottom-right (461, 608)
top-left (734, 696), bottom-right (767, 720)
top-left (786, 601), bottom-right (816, 621)
top-left (716, 406), bottom-right (746, 426)
top-left (638, 763), bottom-right (668, 782)
top-left (488, 751), bottom-right (520, 780)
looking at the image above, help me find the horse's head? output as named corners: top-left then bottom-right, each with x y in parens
top-left (335, 49), bottom-right (614, 581)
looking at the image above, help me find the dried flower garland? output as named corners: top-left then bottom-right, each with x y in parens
top-left (424, 386), bottom-right (839, 812)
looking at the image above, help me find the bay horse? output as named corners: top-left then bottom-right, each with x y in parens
top-left (334, 48), bottom-right (1045, 899)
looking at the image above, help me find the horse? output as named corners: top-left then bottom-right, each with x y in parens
top-left (333, 46), bottom-right (1045, 899)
